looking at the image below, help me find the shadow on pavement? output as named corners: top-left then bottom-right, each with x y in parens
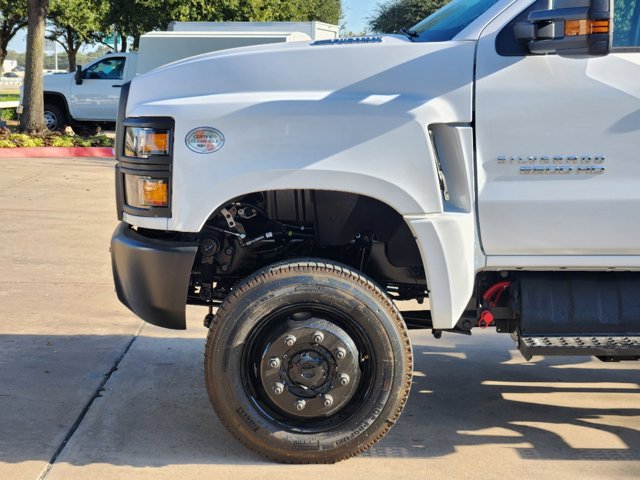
top-left (0, 332), bottom-right (638, 467)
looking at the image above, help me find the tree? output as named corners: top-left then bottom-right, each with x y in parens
top-left (237, 0), bottom-right (341, 23)
top-left (20, 0), bottom-right (49, 134)
top-left (47, 0), bottom-right (108, 71)
top-left (368, 0), bottom-right (448, 34)
top-left (102, 0), bottom-right (342, 51)
top-left (0, 1), bottom-right (27, 77)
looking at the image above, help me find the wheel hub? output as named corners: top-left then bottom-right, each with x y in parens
top-left (259, 317), bottom-right (361, 418)
top-left (288, 351), bottom-right (329, 388)
top-left (43, 111), bottom-right (57, 131)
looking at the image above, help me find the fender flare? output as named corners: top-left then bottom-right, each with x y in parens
top-left (43, 91), bottom-right (74, 123)
top-left (408, 212), bottom-right (478, 330)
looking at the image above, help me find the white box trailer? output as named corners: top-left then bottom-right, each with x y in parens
top-left (167, 20), bottom-right (339, 41)
top-left (136, 31), bottom-right (313, 75)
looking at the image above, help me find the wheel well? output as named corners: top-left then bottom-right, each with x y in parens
top-left (188, 190), bottom-right (428, 306)
top-left (43, 92), bottom-right (71, 123)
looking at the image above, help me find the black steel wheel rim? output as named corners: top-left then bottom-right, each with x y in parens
top-left (241, 303), bottom-right (377, 433)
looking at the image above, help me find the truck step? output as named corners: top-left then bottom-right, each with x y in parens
top-left (518, 335), bottom-right (640, 360)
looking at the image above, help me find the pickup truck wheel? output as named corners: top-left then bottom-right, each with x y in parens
top-left (204, 259), bottom-right (412, 463)
top-left (43, 104), bottom-right (66, 132)
top-left (71, 123), bottom-right (101, 136)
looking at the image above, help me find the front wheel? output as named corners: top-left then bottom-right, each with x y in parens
top-left (43, 104), bottom-right (66, 132)
top-left (204, 259), bottom-right (413, 463)
top-left (71, 122), bottom-right (101, 136)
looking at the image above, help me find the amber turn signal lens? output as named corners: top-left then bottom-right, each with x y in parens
top-left (565, 19), bottom-right (609, 37)
top-left (141, 178), bottom-right (168, 207)
top-left (145, 132), bottom-right (169, 155)
top-left (124, 175), bottom-right (168, 208)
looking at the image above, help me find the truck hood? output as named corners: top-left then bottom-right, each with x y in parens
top-left (126, 36), bottom-right (475, 115)
top-left (43, 71), bottom-right (74, 91)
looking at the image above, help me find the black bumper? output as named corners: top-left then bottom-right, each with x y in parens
top-left (111, 223), bottom-right (198, 330)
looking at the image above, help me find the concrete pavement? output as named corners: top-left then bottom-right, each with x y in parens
top-left (0, 157), bottom-right (639, 479)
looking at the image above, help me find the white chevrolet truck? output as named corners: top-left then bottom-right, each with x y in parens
top-left (110, 0), bottom-right (640, 463)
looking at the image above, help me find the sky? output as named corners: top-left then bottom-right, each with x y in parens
top-left (7, 0), bottom-right (380, 53)
top-left (343, 0), bottom-right (380, 33)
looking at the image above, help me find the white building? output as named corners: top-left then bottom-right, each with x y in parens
top-left (2, 59), bottom-right (17, 72)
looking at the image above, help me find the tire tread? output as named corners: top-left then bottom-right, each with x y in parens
top-left (204, 258), bottom-right (412, 463)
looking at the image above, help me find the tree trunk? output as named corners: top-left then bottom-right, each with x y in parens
top-left (67, 27), bottom-right (76, 72)
top-left (119, 32), bottom-right (127, 52)
top-left (20, 0), bottom-right (49, 134)
top-left (0, 47), bottom-right (5, 78)
top-left (0, 28), bottom-right (9, 77)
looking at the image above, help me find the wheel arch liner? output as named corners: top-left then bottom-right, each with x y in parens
top-left (111, 222), bottom-right (197, 329)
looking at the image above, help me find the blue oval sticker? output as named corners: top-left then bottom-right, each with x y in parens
top-left (185, 127), bottom-right (225, 154)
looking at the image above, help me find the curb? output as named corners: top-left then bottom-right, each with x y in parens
top-left (0, 147), bottom-right (114, 158)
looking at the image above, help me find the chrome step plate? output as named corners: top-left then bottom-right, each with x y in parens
top-left (518, 336), bottom-right (640, 360)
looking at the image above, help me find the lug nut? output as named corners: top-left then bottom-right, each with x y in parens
top-left (335, 347), bottom-right (346, 360)
top-left (312, 331), bottom-right (324, 344)
top-left (273, 382), bottom-right (285, 395)
top-left (338, 373), bottom-right (350, 386)
top-left (295, 399), bottom-right (306, 411)
top-left (284, 335), bottom-right (296, 347)
top-left (268, 357), bottom-right (280, 369)
top-left (322, 395), bottom-right (333, 407)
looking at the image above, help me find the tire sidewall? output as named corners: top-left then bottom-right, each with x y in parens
top-left (43, 104), bottom-right (63, 132)
top-left (205, 267), bottom-right (411, 461)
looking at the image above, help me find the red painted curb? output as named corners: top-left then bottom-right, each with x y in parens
top-left (0, 147), bottom-right (114, 158)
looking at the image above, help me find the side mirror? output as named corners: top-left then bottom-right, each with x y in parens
top-left (75, 65), bottom-right (83, 85)
top-left (515, 0), bottom-right (610, 56)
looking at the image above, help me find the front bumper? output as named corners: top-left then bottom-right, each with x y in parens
top-left (111, 222), bottom-right (197, 330)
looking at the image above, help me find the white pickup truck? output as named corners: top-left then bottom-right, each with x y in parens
top-left (110, 0), bottom-right (640, 464)
top-left (38, 52), bottom-right (138, 134)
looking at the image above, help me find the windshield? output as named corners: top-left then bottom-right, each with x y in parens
top-left (411, 0), bottom-right (502, 41)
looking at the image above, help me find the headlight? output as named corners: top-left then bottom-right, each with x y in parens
top-left (117, 117), bottom-right (174, 219)
top-left (124, 175), bottom-right (168, 208)
top-left (124, 127), bottom-right (170, 158)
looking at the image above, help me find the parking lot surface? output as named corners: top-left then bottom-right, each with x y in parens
top-left (1, 157), bottom-right (639, 480)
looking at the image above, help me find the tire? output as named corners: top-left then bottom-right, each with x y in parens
top-left (71, 122), bottom-right (101, 136)
top-left (204, 259), bottom-right (413, 463)
top-left (43, 104), bottom-right (66, 132)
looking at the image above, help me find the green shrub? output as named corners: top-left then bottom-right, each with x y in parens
top-left (0, 126), bottom-right (114, 149)
top-left (73, 137), bottom-right (93, 147)
top-left (10, 134), bottom-right (45, 147)
top-left (50, 136), bottom-right (75, 147)
top-left (91, 134), bottom-right (113, 147)
top-left (1, 109), bottom-right (17, 121)
top-left (0, 95), bottom-right (19, 121)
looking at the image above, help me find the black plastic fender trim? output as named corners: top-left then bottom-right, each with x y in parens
top-left (111, 222), bottom-right (197, 330)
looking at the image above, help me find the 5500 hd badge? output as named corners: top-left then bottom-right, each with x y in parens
top-left (498, 155), bottom-right (606, 175)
